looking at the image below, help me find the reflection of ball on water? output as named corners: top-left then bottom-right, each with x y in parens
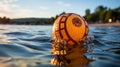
top-left (52, 13), bottom-right (89, 45)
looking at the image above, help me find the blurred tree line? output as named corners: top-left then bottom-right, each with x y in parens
top-left (11, 18), bottom-right (52, 25)
top-left (0, 16), bottom-right (10, 24)
top-left (0, 5), bottom-right (119, 25)
top-left (84, 5), bottom-right (120, 23)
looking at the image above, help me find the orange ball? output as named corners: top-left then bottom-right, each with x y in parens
top-left (52, 13), bottom-right (89, 45)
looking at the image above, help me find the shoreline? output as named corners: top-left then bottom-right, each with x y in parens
top-left (0, 22), bottom-right (120, 26)
top-left (89, 22), bottom-right (120, 26)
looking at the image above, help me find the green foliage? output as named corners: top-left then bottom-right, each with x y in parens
top-left (84, 6), bottom-right (120, 23)
top-left (105, 9), bottom-right (112, 21)
top-left (84, 9), bottom-right (91, 21)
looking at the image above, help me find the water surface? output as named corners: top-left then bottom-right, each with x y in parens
top-left (0, 25), bottom-right (120, 67)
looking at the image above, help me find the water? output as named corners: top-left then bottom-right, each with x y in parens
top-left (0, 25), bottom-right (120, 67)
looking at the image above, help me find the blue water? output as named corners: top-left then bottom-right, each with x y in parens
top-left (0, 25), bottom-right (120, 67)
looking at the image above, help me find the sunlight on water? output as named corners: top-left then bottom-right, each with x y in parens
top-left (0, 25), bottom-right (11, 44)
top-left (0, 25), bottom-right (120, 67)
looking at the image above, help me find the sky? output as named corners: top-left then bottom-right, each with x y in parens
top-left (0, 0), bottom-right (120, 18)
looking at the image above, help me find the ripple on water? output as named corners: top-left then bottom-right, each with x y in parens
top-left (0, 43), bottom-right (43, 57)
top-left (4, 32), bottom-right (33, 36)
top-left (0, 25), bottom-right (120, 67)
top-left (19, 35), bottom-right (50, 42)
